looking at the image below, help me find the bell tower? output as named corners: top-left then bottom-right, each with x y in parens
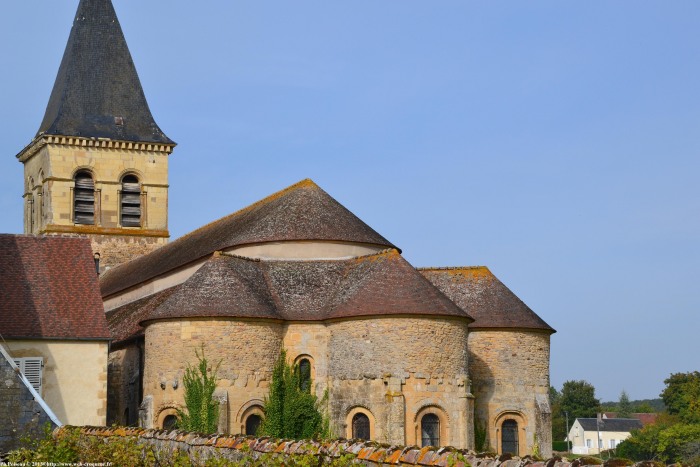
top-left (17, 0), bottom-right (175, 270)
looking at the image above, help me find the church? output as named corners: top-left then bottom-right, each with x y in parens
top-left (15, 0), bottom-right (554, 456)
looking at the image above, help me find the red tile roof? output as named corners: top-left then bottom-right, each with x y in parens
top-left (0, 235), bottom-right (110, 340)
top-left (136, 249), bottom-right (471, 324)
top-left (101, 179), bottom-right (397, 298)
top-left (419, 266), bottom-right (554, 332)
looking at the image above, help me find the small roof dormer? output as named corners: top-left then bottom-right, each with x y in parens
top-left (36, 0), bottom-right (173, 144)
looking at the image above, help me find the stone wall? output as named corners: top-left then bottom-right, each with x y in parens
top-left (107, 342), bottom-right (143, 426)
top-left (139, 316), bottom-right (474, 449)
top-left (468, 330), bottom-right (551, 457)
top-left (143, 319), bottom-right (284, 433)
top-left (53, 426), bottom-right (622, 466)
top-left (0, 352), bottom-right (57, 454)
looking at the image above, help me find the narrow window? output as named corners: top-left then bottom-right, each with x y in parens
top-left (298, 358), bottom-right (311, 392)
top-left (14, 357), bottom-right (43, 394)
top-left (163, 414), bottom-right (178, 430)
top-left (74, 171), bottom-right (95, 225)
top-left (245, 414), bottom-right (262, 436)
top-left (352, 413), bottom-right (370, 440)
top-left (501, 419), bottom-right (519, 455)
top-left (120, 175), bottom-right (141, 227)
top-left (421, 413), bottom-right (440, 447)
top-left (586, 439), bottom-right (592, 448)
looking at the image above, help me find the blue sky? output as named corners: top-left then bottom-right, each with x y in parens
top-left (1, 1), bottom-right (698, 402)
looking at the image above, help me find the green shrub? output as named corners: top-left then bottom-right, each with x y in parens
top-left (552, 440), bottom-right (569, 452)
top-left (177, 347), bottom-right (221, 434)
top-left (259, 349), bottom-right (328, 439)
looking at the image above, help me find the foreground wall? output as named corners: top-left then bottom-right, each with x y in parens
top-left (55, 426), bottom-right (630, 467)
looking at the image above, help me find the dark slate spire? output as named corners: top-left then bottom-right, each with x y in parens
top-left (37, 0), bottom-right (174, 144)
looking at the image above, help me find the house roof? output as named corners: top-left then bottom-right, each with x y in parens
top-left (0, 235), bottom-right (110, 340)
top-left (577, 418), bottom-right (643, 433)
top-left (603, 412), bottom-right (659, 427)
top-left (418, 266), bottom-right (554, 332)
top-left (100, 179), bottom-right (397, 297)
top-left (137, 249), bottom-right (471, 324)
top-left (34, 0), bottom-right (173, 144)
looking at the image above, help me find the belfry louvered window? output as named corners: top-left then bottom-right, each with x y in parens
top-left (14, 357), bottom-right (43, 394)
top-left (120, 175), bottom-right (141, 227)
top-left (74, 171), bottom-right (95, 225)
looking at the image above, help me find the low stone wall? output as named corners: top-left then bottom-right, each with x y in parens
top-left (55, 427), bottom-right (658, 466)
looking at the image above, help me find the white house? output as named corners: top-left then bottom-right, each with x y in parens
top-left (568, 417), bottom-right (643, 455)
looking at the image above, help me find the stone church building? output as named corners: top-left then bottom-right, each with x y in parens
top-left (15, 0), bottom-right (555, 457)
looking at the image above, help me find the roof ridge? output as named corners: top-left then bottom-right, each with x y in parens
top-left (164, 179), bottom-right (318, 246)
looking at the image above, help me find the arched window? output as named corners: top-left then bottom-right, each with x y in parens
top-left (245, 414), bottom-right (262, 436)
top-left (352, 413), bottom-right (370, 440)
top-left (120, 174), bottom-right (141, 227)
top-left (501, 419), bottom-right (519, 455)
top-left (298, 358), bottom-right (311, 392)
top-left (74, 171), bottom-right (95, 225)
top-left (421, 413), bottom-right (440, 447)
top-left (163, 414), bottom-right (178, 430)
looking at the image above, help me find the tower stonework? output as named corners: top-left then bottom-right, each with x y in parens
top-left (17, 0), bottom-right (175, 270)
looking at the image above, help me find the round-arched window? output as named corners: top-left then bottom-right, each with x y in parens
top-left (163, 414), bottom-right (178, 430)
top-left (501, 419), bottom-right (519, 455)
top-left (421, 413), bottom-right (440, 447)
top-left (245, 414), bottom-right (262, 436)
top-left (352, 413), bottom-right (370, 440)
top-left (298, 358), bottom-right (311, 392)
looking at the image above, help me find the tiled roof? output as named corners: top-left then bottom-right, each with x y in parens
top-left (577, 418), bottom-right (643, 433)
top-left (101, 179), bottom-right (397, 297)
top-left (419, 266), bottom-right (554, 332)
top-left (139, 249), bottom-right (470, 323)
top-left (603, 412), bottom-right (659, 427)
top-left (106, 286), bottom-right (179, 345)
top-left (35, 0), bottom-right (173, 144)
top-left (0, 235), bottom-right (109, 340)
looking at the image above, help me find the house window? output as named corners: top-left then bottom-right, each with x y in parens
top-left (421, 413), bottom-right (440, 447)
top-left (297, 358), bottom-right (311, 392)
top-left (610, 439), bottom-right (616, 449)
top-left (586, 439), bottom-right (592, 448)
top-left (74, 171), bottom-right (95, 225)
top-left (352, 413), bottom-right (370, 440)
top-left (120, 175), bottom-right (141, 227)
top-left (599, 438), bottom-right (603, 448)
top-left (245, 414), bottom-right (262, 436)
top-left (13, 357), bottom-right (43, 394)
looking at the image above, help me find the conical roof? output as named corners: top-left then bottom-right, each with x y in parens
top-left (139, 250), bottom-right (470, 324)
top-left (419, 266), bottom-right (555, 332)
top-left (101, 179), bottom-right (397, 297)
top-left (36, 0), bottom-right (173, 144)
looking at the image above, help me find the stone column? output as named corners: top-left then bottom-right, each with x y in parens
top-left (383, 376), bottom-right (405, 445)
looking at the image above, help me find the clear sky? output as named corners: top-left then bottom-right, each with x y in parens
top-left (1, 1), bottom-right (698, 403)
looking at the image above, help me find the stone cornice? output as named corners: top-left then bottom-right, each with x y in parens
top-left (16, 134), bottom-right (176, 162)
top-left (42, 224), bottom-right (170, 239)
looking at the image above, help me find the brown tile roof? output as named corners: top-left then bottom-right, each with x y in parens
top-left (101, 179), bottom-right (397, 297)
top-left (106, 286), bottom-right (179, 345)
top-left (0, 235), bottom-right (110, 340)
top-left (419, 266), bottom-right (554, 332)
top-left (140, 249), bottom-right (470, 324)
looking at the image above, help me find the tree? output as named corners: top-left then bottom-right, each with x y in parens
top-left (259, 349), bottom-right (327, 439)
top-left (549, 386), bottom-right (568, 442)
top-left (559, 380), bottom-right (600, 420)
top-left (660, 371), bottom-right (700, 424)
top-left (617, 390), bottom-right (632, 418)
top-left (176, 348), bottom-right (220, 434)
